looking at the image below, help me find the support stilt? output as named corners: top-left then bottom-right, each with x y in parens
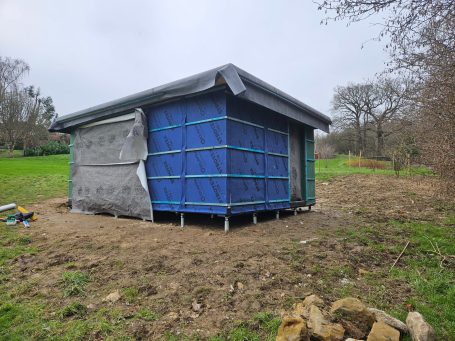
top-left (180, 213), bottom-right (184, 228)
top-left (224, 216), bottom-right (230, 233)
top-left (276, 211), bottom-right (280, 220)
top-left (294, 209), bottom-right (298, 216)
top-left (211, 214), bottom-right (214, 219)
top-left (114, 214), bottom-right (118, 219)
top-left (308, 205), bottom-right (312, 211)
top-left (253, 213), bottom-right (257, 225)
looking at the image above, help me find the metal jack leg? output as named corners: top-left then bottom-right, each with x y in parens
top-left (294, 209), bottom-right (298, 216)
top-left (180, 213), bottom-right (184, 228)
top-left (224, 216), bottom-right (230, 233)
top-left (253, 213), bottom-right (257, 225)
top-left (276, 211), bottom-right (280, 220)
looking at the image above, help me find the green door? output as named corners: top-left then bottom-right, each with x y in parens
top-left (301, 127), bottom-right (316, 205)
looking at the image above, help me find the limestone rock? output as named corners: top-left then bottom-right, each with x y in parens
top-left (367, 321), bottom-right (400, 341)
top-left (307, 305), bottom-right (345, 341)
top-left (302, 294), bottom-right (324, 308)
top-left (192, 300), bottom-right (202, 312)
top-left (330, 297), bottom-right (374, 337)
top-left (102, 290), bottom-right (121, 303)
top-left (367, 307), bottom-right (408, 334)
top-left (276, 316), bottom-right (309, 341)
top-left (406, 312), bottom-right (435, 341)
top-left (292, 294), bottom-right (324, 319)
top-left (340, 320), bottom-right (366, 339)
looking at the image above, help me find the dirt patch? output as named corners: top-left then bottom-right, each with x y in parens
top-left (7, 175), bottom-right (445, 338)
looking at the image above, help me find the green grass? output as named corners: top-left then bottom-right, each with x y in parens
top-left (208, 312), bottom-right (281, 341)
top-left (136, 308), bottom-right (160, 321)
top-left (122, 287), bottom-right (139, 304)
top-left (59, 302), bottom-right (88, 319)
top-left (316, 154), bottom-right (431, 181)
top-left (388, 219), bottom-right (455, 339)
top-left (333, 217), bottom-right (455, 339)
top-left (0, 154), bottom-right (69, 205)
top-left (61, 271), bottom-right (90, 297)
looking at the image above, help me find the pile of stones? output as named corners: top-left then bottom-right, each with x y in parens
top-left (276, 295), bottom-right (434, 341)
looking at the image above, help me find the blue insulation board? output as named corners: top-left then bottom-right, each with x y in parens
top-left (145, 91), bottom-right (312, 215)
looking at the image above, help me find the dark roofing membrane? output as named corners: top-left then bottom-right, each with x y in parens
top-left (49, 64), bottom-right (331, 133)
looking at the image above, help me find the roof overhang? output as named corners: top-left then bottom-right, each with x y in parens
top-left (49, 64), bottom-right (331, 133)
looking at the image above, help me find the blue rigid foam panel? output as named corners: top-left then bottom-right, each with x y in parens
top-left (144, 92), bottom-right (304, 216)
top-left (186, 149), bottom-right (227, 175)
top-left (227, 120), bottom-right (264, 150)
top-left (267, 179), bottom-right (288, 202)
top-left (148, 178), bottom-right (181, 204)
top-left (186, 92), bottom-right (226, 122)
top-left (266, 130), bottom-right (288, 155)
top-left (147, 153), bottom-right (182, 177)
top-left (148, 127), bottom-right (182, 153)
top-left (228, 149), bottom-right (264, 176)
top-left (186, 120), bottom-right (227, 149)
top-left (267, 154), bottom-right (288, 177)
top-left (185, 178), bottom-right (226, 205)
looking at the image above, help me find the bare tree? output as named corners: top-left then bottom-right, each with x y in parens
top-left (317, 0), bottom-right (455, 191)
top-left (331, 83), bottom-right (373, 153)
top-left (368, 78), bottom-right (410, 156)
top-left (0, 57), bottom-right (56, 156)
top-left (21, 86), bottom-right (56, 154)
top-left (0, 57), bottom-right (29, 99)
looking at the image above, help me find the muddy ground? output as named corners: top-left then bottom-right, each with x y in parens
top-left (10, 174), bottom-right (445, 339)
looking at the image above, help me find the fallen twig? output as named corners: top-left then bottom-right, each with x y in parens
top-left (424, 236), bottom-right (453, 269)
top-left (390, 240), bottom-right (410, 272)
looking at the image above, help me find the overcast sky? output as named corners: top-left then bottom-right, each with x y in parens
top-left (0, 0), bottom-right (388, 118)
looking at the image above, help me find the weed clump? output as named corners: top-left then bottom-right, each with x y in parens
top-left (62, 271), bottom-right (89, 297)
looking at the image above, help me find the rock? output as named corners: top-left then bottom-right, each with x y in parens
top-left (138, 284), bottom-right (157, 296)
top-left (358, 268), bottom-right (369, 276)
top-left (340, 320), bottom-right (366, 340)
top-left (86, 303), bottom-right (96, 310)
top-left (167, 311), bottom-right (179, 320)
top-left (307, 305), bottom-right (345, 341)
top-left (406, 312), bottom-right (435, 341)
top-left (276, 316), bottom-right (309, 341)
top-left (367, 321), bottom-right (400, 341)
top-left (292, 294), bottom-right (324, 318)
top-left (303, 294), bottom-right (324, 308)
top-left (236, 281), bottom-right (245, 290)
top-left (367, 308), bottom-right (408, 334)
top-left (192, 300), bottom-right (202, 312)
top-left (102, 290), bottom-right (121, 303)
top-left (345, 339), bottom-right (364, 341)
top-left (330, 297), bottom-right (374, 337)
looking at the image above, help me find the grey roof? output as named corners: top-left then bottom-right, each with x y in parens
top-left (49, 64), bottom-right (331, 133)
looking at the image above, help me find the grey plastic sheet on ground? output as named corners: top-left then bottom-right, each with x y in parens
top-left (71, 109), bottom-right (153, 220)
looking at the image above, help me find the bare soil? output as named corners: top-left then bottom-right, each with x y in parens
top-left (10, 174), bottom-right (443, 339)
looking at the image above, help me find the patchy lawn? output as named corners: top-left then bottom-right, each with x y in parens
top-left (1, 172), bottom-right (453, 340)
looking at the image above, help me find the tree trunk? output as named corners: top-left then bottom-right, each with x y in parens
top-left (376, 122), bottom-right (385, 156)
top-left (7, 142), bottom-right (15, 157)
top-left (355, 121), bottom-right (362, 154)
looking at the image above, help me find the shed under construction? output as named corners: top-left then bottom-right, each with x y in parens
top-left (49, 64), bottom-right (331, 231)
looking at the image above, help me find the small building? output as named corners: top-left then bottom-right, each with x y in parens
top-left (50, 64), bottom-right (331, 231)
